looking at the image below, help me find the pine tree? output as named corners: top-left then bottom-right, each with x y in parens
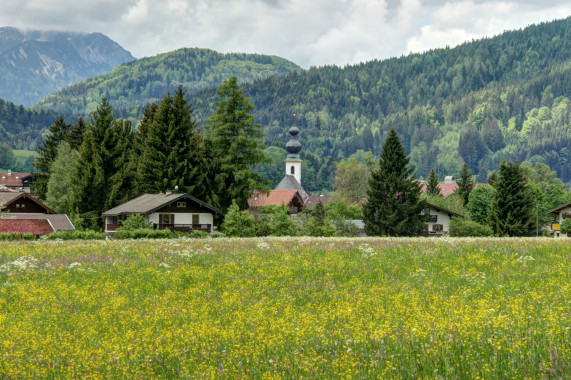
top-left (67, 117), bottom-right (87, 150)
top-left (426, 168), bottom-right (441, 196)
top-left (488, 159), bottom-right (535, 236)
top-left (363, 128), bottom-right (425, 236)
top-left (137, 87), bottom-right (206, 198)
top-left (106, 120), bottom-right (136, 209)
top-left (34, 115), bottom-right (72, 199)
top-left (455, 162), bottom-right (474, 206)
top-left (70, 98), bottom-right (119, 229)
top-left (207, 76), bottom-right (270, 211)
top-left (45, 142), bottom-right (80, 214)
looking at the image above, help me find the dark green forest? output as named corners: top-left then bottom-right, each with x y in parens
top-left (2, 17), bottom-right (571, 191)
top-left (0, 98), bottom-right (56, 149)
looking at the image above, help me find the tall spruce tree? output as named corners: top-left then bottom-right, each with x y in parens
top-left (34, 116), bottom-right (72, 199)
top-left (45, 142), bottom-right (80, 214)
top-left (107, 120), bottom-right (136, 209)
top-left (137, 87), bottom-right (206, 199)
top-left (426, 168), bottom-right (441, 196)
top-left (207, 76), bottom-right (270, 211)
top-left (455, 162), bottom-right (474, 206)
top-left (70, 98), bottom-right (119, 229)
top-left (363, 128), bottom-right (425, 236)
top-left (488, 159), bottom-right (535, 236)
top-left (67, 117), bottom-right (87, 150)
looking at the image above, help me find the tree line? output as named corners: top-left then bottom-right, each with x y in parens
top-left (34, 77), bottom-right (270, 229)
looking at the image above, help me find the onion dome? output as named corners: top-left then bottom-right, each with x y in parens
top-left (286, 139), bottom-right (302, 154)
top-left (289, 126), bottom-right (300, 137)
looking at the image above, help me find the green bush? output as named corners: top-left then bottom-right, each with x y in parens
top-left (114, 229), bottom-right (175, 239)
top-left (449, 217), bottom-right (493, 237)
top-left (0, 232), bottom-right (22, 240)
top-left (44, 230), bottom-right (106, 240)
top-left (21, 232), bottom-right (36, 240)
top-left (118, 214), bottom-right (153, 231)
top-left (222, 200), bottom-right (255, 237)
top-left (560, 218), bottom-right (571, 235)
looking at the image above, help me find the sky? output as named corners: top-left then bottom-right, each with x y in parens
top-left (1, 0), bottom-right (569, 68)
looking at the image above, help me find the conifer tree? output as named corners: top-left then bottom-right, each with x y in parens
top-left (34, 116), bottom-right (72, 199)
top-left (363, 128), bottom-right (425, 236)
top-left (455, 162), bottom-right (474, 206)
top-left (45, 142), bottom-right (80, 214)
top-left (137, 87), bottom-right (207, 199)
top-left (70, 98), bottom-right (119, 229)
top-left (67, 117), bottom-right (87, 151)
top-left (107, 120), bottom-right (136, 209)
top-left (488, 159), bottom-right (535, 236)
top-left (426, 168), bottom-right (441, 196)
top-left (207, 76), bottom-right (270, 211)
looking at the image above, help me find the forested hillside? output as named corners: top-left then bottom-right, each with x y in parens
top-left (0, 28), bottom-right (134, 106)
top-left (34, 48), bottom-right (302, 116)
top-left (190, 17), bottom-right (570, 190)
top-left (0, 98), bottom-right (56, 149)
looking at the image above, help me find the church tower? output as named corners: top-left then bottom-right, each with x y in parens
top-left (285, 124), bottom-right (302, 185)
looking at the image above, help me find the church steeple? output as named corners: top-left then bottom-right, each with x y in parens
top-left (285, 119), bottom-right (302, 184)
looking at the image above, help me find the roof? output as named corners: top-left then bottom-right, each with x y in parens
top-left (275, 175), bottom-right (309, 201)
top-left (305, 195), bottom-right (336, 211)
top-left (546, 201), bottom-right (571, 216)
top-left (248, 190), bottom-right (303, 208)
top-left (425, 202), bottom-right (465, 218)
top-left (0, 192), bottom-right (55, 214)
top-left (420, 183), bottom-right (459, 197)
top-left (0, 172), bottom-right (33, 187)
top-left (0, 219), bottom-right (54, 235)
top-left (7, 213), bottom-right (75, 231)
top-left (0, 185), bottom-right (19, 193)
top-left (102, 193), bottom-right (223, 216)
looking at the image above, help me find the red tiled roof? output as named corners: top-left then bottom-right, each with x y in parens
top-left (420, 183), bottom-right (459, 197)
top-left (305, 195), bottom-right (336, 211)
top-left (0, 219), bottom-right (54, 235)
top-left (0, 172), bottom-right (32, 187)
top-left (248, 190), bottom-right (302, 208)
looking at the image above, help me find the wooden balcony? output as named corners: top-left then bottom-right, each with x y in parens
top-left (106, 224), bottom-right (121, 232)
top-left (427, 215), bottom-right (438, 222)
top-left (154, 223), bottom-right (211, 233)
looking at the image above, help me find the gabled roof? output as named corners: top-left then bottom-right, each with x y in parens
top-left (7, 213), bottom-right (75, 231)
top-left (425, 202), bottom-right (465, 218)
top-left (102, 193), bottom-right (223, 216)
top-left (248, 189), bottom-right (304, 208)
top-left (0, 192), bottom-right (55, 214)
top-left (0, 172), bottom-right (33, 187)
top-left (275, 175), bottom-right (309, 201)
top-left (546, 201), bottom-right (571, 216)
top-left (420, 183), bottom-right (458, 197)
top-left (0, 219), bottom-right (54, 235)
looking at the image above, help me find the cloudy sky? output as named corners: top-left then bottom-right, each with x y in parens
top-left (2, 0), bottom-right (569, 68)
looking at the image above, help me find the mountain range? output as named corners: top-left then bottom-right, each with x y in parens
top-left (0, 27), bottom-right (135, 106)
top-left (1, 17), bottom-right (570, 190)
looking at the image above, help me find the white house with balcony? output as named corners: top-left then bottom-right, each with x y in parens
top-left (102, 192), bottom-right (223, 234)
top-left (422, 202), bottom-right (465, 235)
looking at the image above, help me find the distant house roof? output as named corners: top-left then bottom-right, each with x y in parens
top-left (0, 185), bottom-right (19, 193)
top-left (425, 202), bottom-right (465, 218)
top-left (102, 193), bottom-right (223, 217)
top-left (305, 195), bottom-right (336, 211)
top-left (7, 213), bottom-right (75, 231)
top-left (0, 172), bottom-right (33, 187)
top-left (420, 183), bottom-right (459, 197)
top-left (546, 201), bottom-right (571, 216)
top-left (275, 175), bottom-right (309, 201)
top-left (0, 219), bottom-right (54, 235)
top-left (0, 192), bottom-right (55, 214)
top-left (248, 189), bottom-right (304, 208)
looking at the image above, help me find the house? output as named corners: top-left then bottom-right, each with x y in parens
top-left (305, 195), bottom-right (336, 212)
top-left (0, 190), bottom-right (75, 232)
top-left (248, 190), bottom-right (305, 216)
top-left (102, 192), bottom-right (224, 234)
top-left (0, 219), bottom-right (54, 236)
top-left (0, 171), bottom-right (41, 194)
top-left (422, 202), bottom-right (465, 235)
top-left (546, 201), bottom-right (571, 238)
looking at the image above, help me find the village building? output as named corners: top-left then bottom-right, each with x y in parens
top-left (0, 187), bottom-right (75, 233)
top-left (422, 202), bottom-right (464, 235)
top-left (546, 201), bottom-right (571, 238)
top-left (102, 192), bottom-right (223, 234)
top-left (0, 170), bottom-right (41, 194)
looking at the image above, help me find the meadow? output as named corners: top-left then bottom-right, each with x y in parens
top-left (0, 237), bottom-right (569, 378)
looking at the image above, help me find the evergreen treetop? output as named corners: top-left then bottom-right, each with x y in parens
top-left (363, 128), bottom-right (425, 236)
top-left (426, 168), bottom-right (441, 196)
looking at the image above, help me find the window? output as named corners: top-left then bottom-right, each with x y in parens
top-left (192, 214), bottom-right (199, 225)
top-left (15, 204), bottom-right (20, 208)
top-left (433, 224), bottom-right (444, 231)
top-left (160, 214), bottom-right (173, 225)
top-left (177, 201), bottom-right (186, 208)
top-left (290, 165), bottom-right (295, 175)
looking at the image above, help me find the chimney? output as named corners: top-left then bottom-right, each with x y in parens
top-left (7, 170), bottom-right (11, 176)
top-left (165, 189), bottom-right (172, 195)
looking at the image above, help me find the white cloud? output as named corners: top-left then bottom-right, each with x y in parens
top-left (0, 0), bottom-right (569, 68)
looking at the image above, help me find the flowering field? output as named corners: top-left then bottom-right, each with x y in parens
top-left (0, 237), bottom-right (569, 378)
